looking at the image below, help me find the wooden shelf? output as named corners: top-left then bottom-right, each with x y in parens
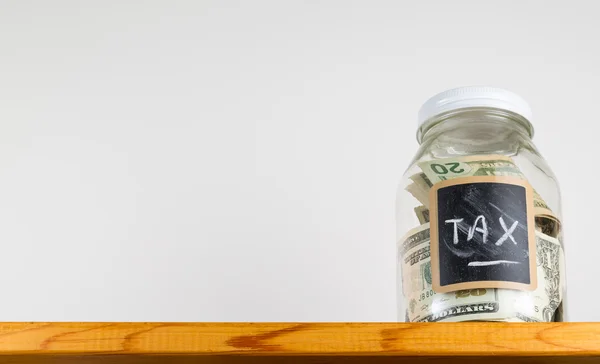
top-left (0, 323), bottom-right (597, 363)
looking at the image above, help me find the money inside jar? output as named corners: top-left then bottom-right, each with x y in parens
top-left (396, 87), bottom-right (566, 322)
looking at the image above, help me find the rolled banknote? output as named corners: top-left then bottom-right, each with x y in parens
top-left (535, 216), bottom-right (561, 238)
top-left (413, 205), bottom-right (430, 224)
top-left (406, 182), bottom-right (430, 208)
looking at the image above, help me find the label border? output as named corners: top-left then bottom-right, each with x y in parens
top-left (429, 175), bottom-right (537, 293)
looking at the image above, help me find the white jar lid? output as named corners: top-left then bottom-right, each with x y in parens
top-left (417, 86), bottom-right (533, 132)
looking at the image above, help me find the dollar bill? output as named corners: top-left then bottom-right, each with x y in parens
top-left (535, 215), bottom-right (560, 238)
top-left (413, 205), bottom-right (430, 224)
top-left (398, 223), bottom-right (565, 322)
top-left (417, 155), bottom-right (557, 219)
top-left (398, 223), bottom-right (513, 322)
top-left (407, 174), bottom-right (433, 207)
top-left (401, 155), bottom-right (564, 322)
top-left (410, 173), bottom-right (434, 190)
top-left (406, 182), bottom-right (430, 207)
top-left (500, 231), bottom-right (564, 322)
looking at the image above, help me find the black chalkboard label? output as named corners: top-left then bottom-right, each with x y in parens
top-left (430, 176), bottom-right (537, 293)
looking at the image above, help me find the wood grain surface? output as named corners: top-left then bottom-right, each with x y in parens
top-left (0, 322), bottom-right (597, 363)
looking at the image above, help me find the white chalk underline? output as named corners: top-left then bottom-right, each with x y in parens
top-left (468, 260), bottom-right (520, 267)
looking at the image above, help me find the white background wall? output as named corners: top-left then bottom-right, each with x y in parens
top-left (0, 0), bottom-right (595, 321)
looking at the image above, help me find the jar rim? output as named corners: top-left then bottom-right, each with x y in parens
top-left (416, 107), bottom-right (535, 144)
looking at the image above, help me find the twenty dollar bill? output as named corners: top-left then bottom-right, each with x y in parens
top-left (416, 155), bottom-right (556, 219)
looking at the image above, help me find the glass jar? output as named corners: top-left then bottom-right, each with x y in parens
top-left (396, 87), bottom-right (566, 322)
